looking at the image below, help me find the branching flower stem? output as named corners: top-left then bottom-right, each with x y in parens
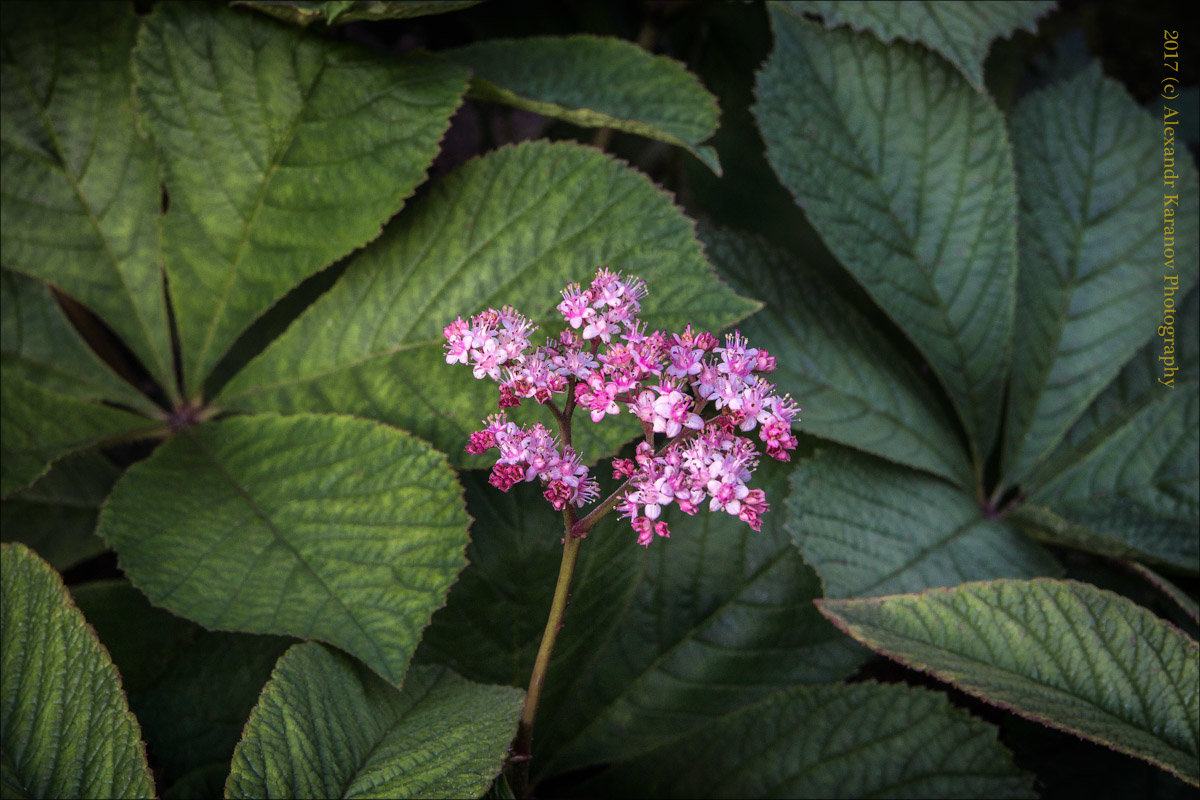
top-left (509, 412), bottom-right (713, 797)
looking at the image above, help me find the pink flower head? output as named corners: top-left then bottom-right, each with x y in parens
top-left (447, 268), bottom-right (799, 545)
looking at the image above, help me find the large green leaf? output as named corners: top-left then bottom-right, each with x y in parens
top-left (220, 140), bottom-right (758, 468)
top-left (1009, 287), bottom-right (1199, 572)
top-left (1, 367), bottom-right (158, 498)
top-left (0, 1), bottom-right (174, 394)
top-left (1022, 383), bottom-right (1198, 572)
top-left (535, 459), bottom-right (867, 776)
top-left (71, 580), bottom-right (292, 798)
top-left (418, 462), bottom-right (865, 779)
top-left (133, 2), bottom-right (468, 396)
top-left (580, 681), bottom-right (1035, 799)
top-left (789, 448), bottom-right (1059, 598)
top-left (236, 0), bottom-right (482, 27)
top-left (226, 643), bottom-right (523, 799)
top-left (794, 0), bottom-right (1054, 90)
top-left (1050, 286), bottom-right (1199, 460)
top-left (705, 225), bottom-right (974, 488)
top-left (97, 412), bottom-right (470, 686)
top-left (1, 543), bottom-right (154, 799)
top-left (818, 578), bottom-right (1200, 786)
top-left (755, 7), bottom-right (1017, 462)
top-left (449, 35), bottom-right (721, 174)
top-left (1, 269), bottom-right (156, 414)
top-left (1002, 62), bottom-right (1200, 484)
top-left (0, 450), bottom-right (121, 571)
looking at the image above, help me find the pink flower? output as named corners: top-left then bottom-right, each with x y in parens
top-left (558, 283), bottom-right (593, 329)
top-left (448, 268), bottom-right (799, 544)
top-left (650, 386), bottom-right (703, 438)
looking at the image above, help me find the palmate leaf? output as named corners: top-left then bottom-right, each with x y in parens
top-left (792, 0), bottom-right (1054, 91)
top-left (1, 269), bottom-right (157, 414)
top-left (220, 140), bottom-right (758, 468)
top-left (1, 543), bottom-right (154, 799)
top-left (0, 367), bottom-right (159, 498)
top-left (754, 6), bottom-right (1017, 464)
top-left (704, 225), bottom-right (974, 489)
top-left (817, 578), bottom-right (1200, 786)
top-left (133, 2), bottom-right (468, 396)
top-left (448, 35), bottom-right (722, 174)
top-left (97, 413), bottom-right (470, 686)
top-left (579, 681), bottom-right (1034, 799)
top-left (235, 0), bottom-right (482, 27)
top-left (0, 1), bottom-right (174, 395)
top-left (1002, 62), bottom-right (1200, 485)
top-left (788, 448), bottom-right (1059, 599)
top-left (226, 643), bottom-right (523, 799)
top-left (71, 580), bottom-right (292, 798)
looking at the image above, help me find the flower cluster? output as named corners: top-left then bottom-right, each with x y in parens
top-left (444, 268), bottom-right (799, 545)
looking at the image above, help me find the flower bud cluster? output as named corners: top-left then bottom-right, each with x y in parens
top-left (444, 268), bottom-right (799, 545)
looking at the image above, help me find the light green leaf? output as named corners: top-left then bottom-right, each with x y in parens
top-left (817, 578), bottom-right (1200, 786)
top-left (134, 2), bottom-right (468, 395)
top-left (226, 643), bottom-right (523, 799)
top-left (1003, 62), bottom-right (1200, 484)
top-left (794, 0), bottom-right (1054, 90)
top-left (1, 269), bottom-right (157, 414)
top-left (236, 0), bottom-right (482, 27)
top-left (0, 1), bottom-right (174, 394)
top-left (580, 681), bottom-right (1035, 799)
top-left (704, 225), bottom-right (974, 488)
top-left (97, 413), bottom-right (470, 686)
top-left (1, 543), bottom-right (154, 799)
top-left (1, 450), bottom-right (121, 571)
top-left (71, 580), bottom-right (292, 796)
top-left (1, 367), bottom-right (157, 498)
top-left (789, 449), bottom-right (1059, 598)
top-left (449, 35), bottom-right (722, 174)
top-left (220, 140), bottom-right (758, 468)
top-left (535, 458), bottom-right (867, 776)
top-left (755, 6), bottom-right (1017, 462)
